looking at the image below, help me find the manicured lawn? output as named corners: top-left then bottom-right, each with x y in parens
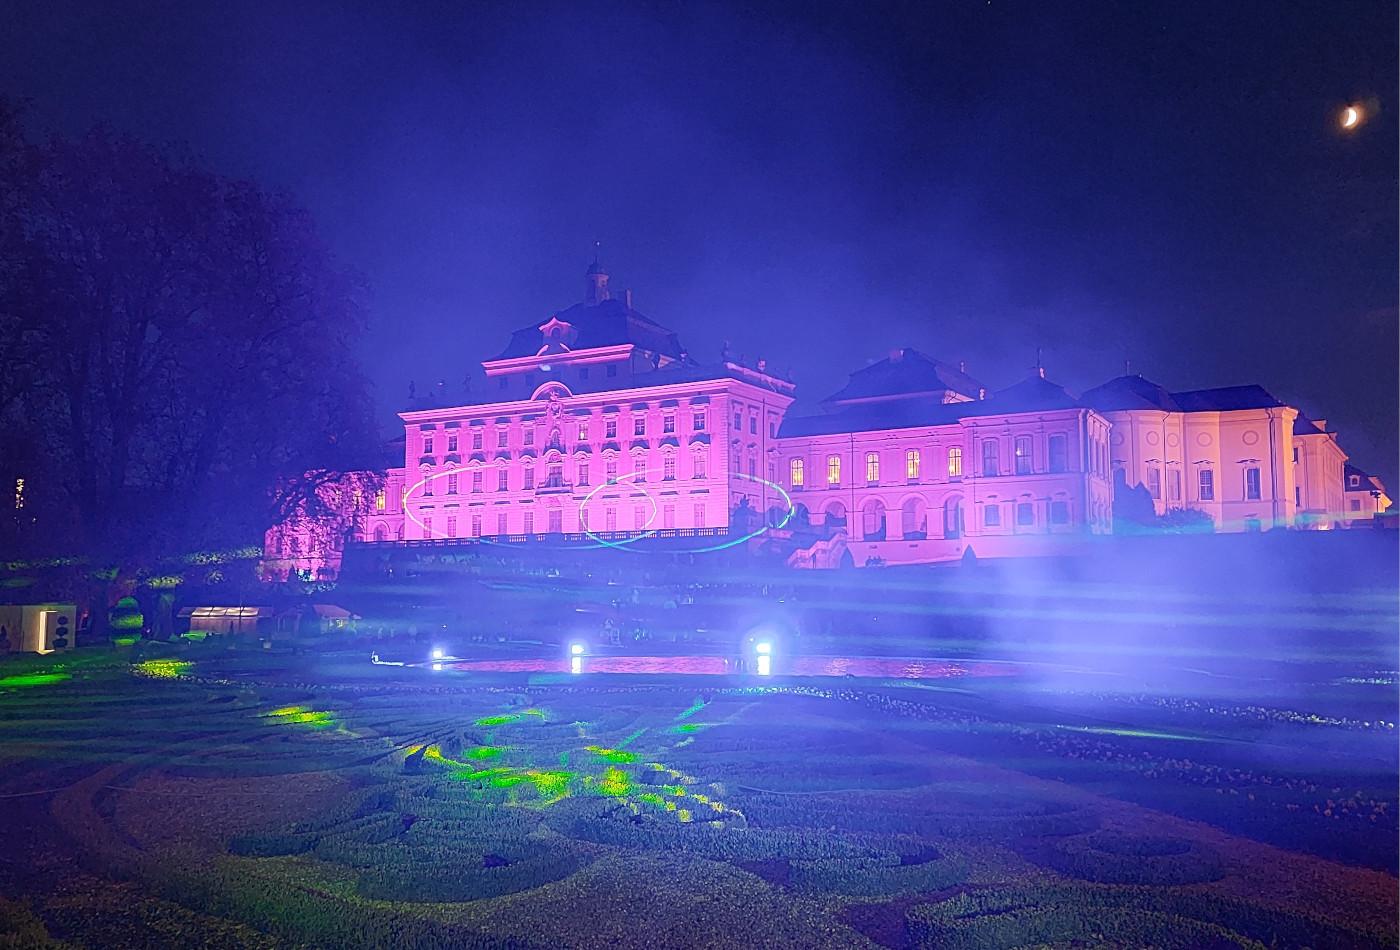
top-left (0, 647), bottom-right (1394, 948)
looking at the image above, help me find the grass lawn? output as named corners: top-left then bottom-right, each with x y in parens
top-left (0, 647), bottom-right (1394, 949)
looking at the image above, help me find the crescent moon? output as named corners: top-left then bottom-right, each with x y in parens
top-left (1342, 106), bottom-right (1359, 129)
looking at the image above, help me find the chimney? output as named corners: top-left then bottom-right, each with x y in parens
top-left (624, 288), bottom-right (633, 309)
top-left (1313, 419), bottom-right (1327, 431)
top-left (757, 358), bottom-right (767, 373)
top-left (958, 360), bottom-right (966, 373)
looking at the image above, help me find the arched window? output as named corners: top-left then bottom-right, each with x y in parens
top-left (901, 497), bottom-right (928, 540)
top-left (861, 499), bottom-right (887, 541)
top-left (373, 524), bottom-right (387, 543)
top-left (826, 454), bottom-right (841, 485)
top-left (944, 498), bottom-right (963, 539)
top-left (790, 458), bottom-right (805, 488)
top-left (865, 452), bottom-right (880, 484)
top-left (905, 449), bottom-right (921, 480)
top-left (825, 501), bottom-right (847, 527)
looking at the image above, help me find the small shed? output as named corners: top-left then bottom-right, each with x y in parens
top-left (179, 606), bottom-right (270, 637)
top-left (0, 604), bottom-right (78, 654)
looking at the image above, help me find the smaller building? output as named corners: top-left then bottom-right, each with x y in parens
top-left (1343, 464), bottom-right (1392, 526)
top-left (0, 604), bottom-right (77, 654)
top-left (1292, 416), bottom-right (1349, 529)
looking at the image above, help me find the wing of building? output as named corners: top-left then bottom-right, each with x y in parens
top-left (261, 264), bottom-right (1380, 580)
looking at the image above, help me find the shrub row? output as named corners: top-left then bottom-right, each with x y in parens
top-left (1020, 832), bottom-right (1224, 886)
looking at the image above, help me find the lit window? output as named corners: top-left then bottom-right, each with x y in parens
top-left (1016, 502), bottom-right (1034, 526)
top-left (948, 447), bottom-right (963, 478)
top-left (790, 458), bottom-right (805, 488)
top-left (866, 452), bottom-right (880, 484)
top-left (1014, 437), bottom-right (1032, 475)
top-left (1199, 469), bottom-right (1214, 501)
top-left (826, 455), bottom-right (841, 485)
top-left (984, 504), bottom-right (1001, 527)
top-left (1245, 467), bottom-right (1261, 500)
top-left (906, 449), bottom-right (921, 480)
top-left (375, 490), bottom-right (386, 511)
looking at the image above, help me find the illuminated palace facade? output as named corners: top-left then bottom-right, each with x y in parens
top-left (262, 263), bottom-right (1383, 579)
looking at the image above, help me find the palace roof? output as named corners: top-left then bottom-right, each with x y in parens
top-left (494, 297), bottom-right (686, 363)
top-left (1082, 375), bottom-right (1285, 413)
top-left (821, 348), bottom-right (984, 406)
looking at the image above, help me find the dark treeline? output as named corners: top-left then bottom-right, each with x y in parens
top-left (0, 99), bottom-right (381, 632)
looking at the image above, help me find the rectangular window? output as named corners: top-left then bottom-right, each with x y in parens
top-left (524, 429), bottom-right (534, 447)
top-left (747, 459), bottom-right (756, 477)
top-left (1016, 502), bottom-right (1034, 526)
top-left (694, 503), bottom-right (706, 528)
top-left (634, 417), bottom-right (646, 436)
top-left (664, 455), bottom-right (677, 480)
top-left (790, 458), bottom-right (805, 488)
top-left (496, 512), bottom-right (508, 535)
top-left (1014, 436), bottom-right (1032, 475)
top-left (524, 511), bottom-right (533, 535)
top-left (634, 456), bottom-right (647, 482)
top-left (693, 450), bottom-right (707, 479)
top-left (1295, 486), bottom-right (1301, 506)
top-left (605, 419), bottom-right (617, 439)
top-left (749, 414), bottom-right (757, 434)
top-left (826, 454), bottom-right (841, 485)
top-left (446, 515), bottom-right (457, 537)
top-left (578, 366), bottom-right (589, 380)
top-left (497, 470), bottom-right (508, 491)
top-left (375, 490), bottom-right (386, 511)
top-left (1148, 467), bottom-right (1161, 499)
top-left (447, 473), bottom-right (458, 494)
top-left (1293, 447), bottom-right (1299, 463)
top-left (634, 506), bottom-right (647, 530)
top-left (693, 410), bottom-right (706, 431)
top-left (906, 449), bottom-right (920, 480)
top-left (499, 378), bottom-right (508, 390)
top-left (471, 514), bottom-right (482, 537)
top-left (733, 411), bottom-right (742, 430)
top-left (497, 430), bottom-right (508, 448)
top-left (423, 516), bottom-right (433, 537)
top-left (1168, 468), bottom-right (1181, 502)
top-left (523, 467), bottom-right (534, 490)
top-left (948, 447), bottom-right (963, 478)
top-left (578, 461), bottom-right (589, 486)
top-left (1350, 499), bottom-right (1361, 511)
top-left (548, 507), bottom-right (562, 533)
top-left (424, 436), bottom-right (434, 455)
top-left (1199, 468), bottom-right (1214, 501)
top-left (606, 364), bottom-right (617, 378)
top-left (1048, 435), bottom-right (1067, 473)
top-left (472, 431), bottom-right (483, 450)
top-left (423, 475), bottom-right (434, 497)
top-left (982, 441), bottom-right (998, 477)
top-left (866, 452), bottom-right (880, 484)
top-left (447, 434), bottom-right (458, 452)
top-left (1245, 467), bottom-right (1261, 500)
top-left (984, 504), bottom-right (1001, 527)
top-left (1050, 500), bottom-right (1069, 524)
top-left (578, 420), bottom-right (589, 441)
top-left (472, 471), bottom-right (482, 493)
top-left (663, 505), bottom-right (676, 529)
top-left (663, 415), bottom-right (675, 434)
top-left (606, 457), bottom-right (618, 482)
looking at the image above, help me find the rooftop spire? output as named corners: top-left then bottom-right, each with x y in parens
top-left (584, 242), bottom-right (610, 304)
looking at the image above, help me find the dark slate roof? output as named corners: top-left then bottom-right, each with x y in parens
top-left (822, 348), bottom-right (984, 405)
top-left (493, 298), bottom-right (686, 362)
top-left (779, 374), bottom-right (1083, 438)
top-left (1293, 414), bottom-right (1326, 437)
top-left (1082, 376), bottom-right (1285, 414)
top-left (1080, 375), bottom-right (1178, 411)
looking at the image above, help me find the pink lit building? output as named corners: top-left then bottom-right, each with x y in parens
top-left (262, 263), bottom-right (1379, 578)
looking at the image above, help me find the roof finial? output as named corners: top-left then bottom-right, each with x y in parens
top-left (1035, 347), bottom-right (1044, 379)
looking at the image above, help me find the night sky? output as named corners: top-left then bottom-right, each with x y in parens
top-left (5, 0), bottom-right (1396, 483)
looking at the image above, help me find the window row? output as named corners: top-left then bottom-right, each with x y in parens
top-left (419, 410), bottom-right (709, 455)
top-left (415, 451), bottom-right (711, 496)
top-left (1142, 465), bottom-right (1254, 502)
top-left (412, 503), bottom-right (712, 539)
top-left (787, 434), bottom-right (1078, 489)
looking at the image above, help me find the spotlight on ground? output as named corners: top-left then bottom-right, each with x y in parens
top-left (431, 647), bottom-right (445, 660)
top-left (431, 662), bottom-right (443, 672)
top-left (755, 640), bottom-right (772, 676)
top-left (570, 642), bottom-right (585, 656)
